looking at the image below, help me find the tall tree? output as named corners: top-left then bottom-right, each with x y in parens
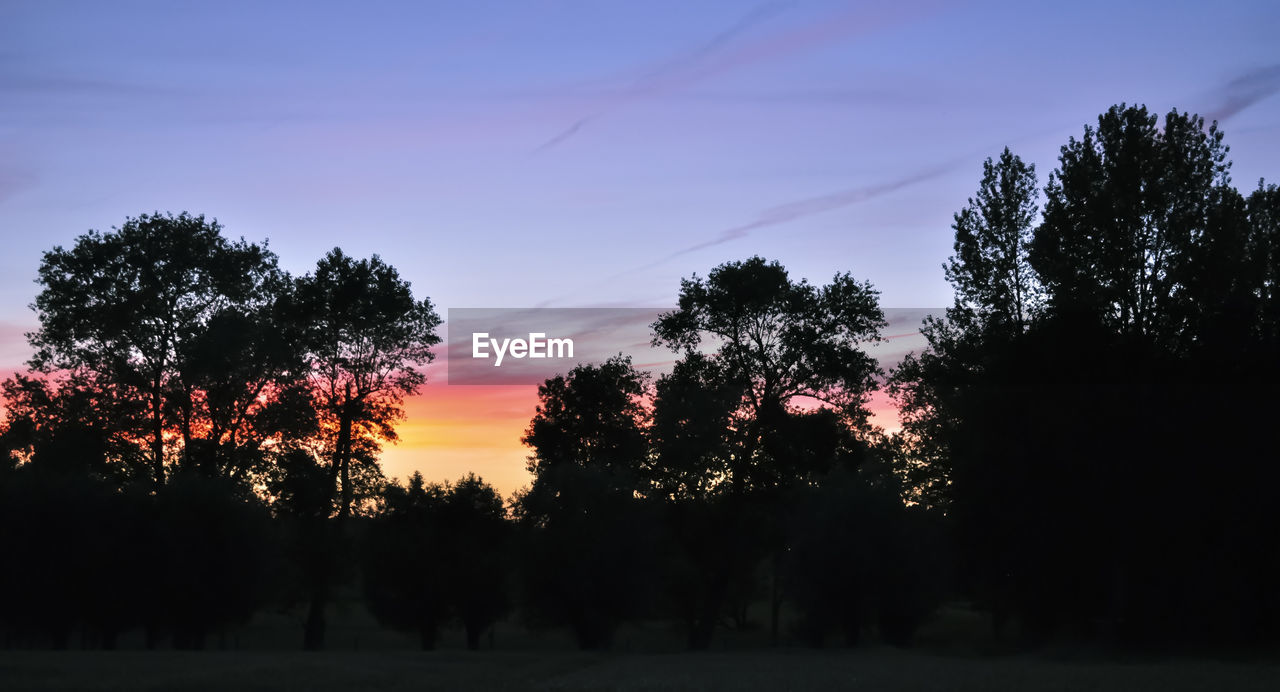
top-left (288, 248), bottom-right (441, 521)
top-left (27, 212), bottom-right (280, 488)
top-left (285, 248), bottom-right (440, 650)
top-left (650, 257), bottom-right (886, 648)
top-left (890, 148), bottom-right (1040, 509)
top-left (893, 105), bottom-right (1280, 645)
top-left (652, 256), bottom-right (885, 492)
top-left (1031, 105), bottom-right (1235, 349)
top-left (945, 147), bottom-right (1041, 332)
top-left (171, 289), bottom-right (315, 481)
top-left (1245, 181), bottom-right (1280, 343)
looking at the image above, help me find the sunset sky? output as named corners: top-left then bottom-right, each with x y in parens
top-left (2, 0), bottom-right (1278, 495)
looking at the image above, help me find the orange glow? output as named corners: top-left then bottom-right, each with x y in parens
top-left (379, 382), bottom-right (540, 498)
top-left (382, 381), bottom-right (905, 499)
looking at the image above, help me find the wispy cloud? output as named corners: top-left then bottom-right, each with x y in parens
top-left (534, 1), bottom-right (931, 151)
top-left (535, 2), bottom-right (792, 150)
top-left (514, 161), bottom-right (955, 308)
top-left (530, 126), bottom-right (1068, 309)
top-left (636, 161), bottom-right (959, 271)
top-left (533, 116), bottom-right (592, 152)
top-left (1204, 64), bottom-right (1280, 123)
top-left (630, 2), bottom-right (795, 84)
top-left (0, 165), bottom-right (36, 204)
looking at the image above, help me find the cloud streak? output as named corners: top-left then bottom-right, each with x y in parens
top-left (632, 2), bottom-right (795, 85)
top-left (0, 165), bottom-right (36, 205)
top-left (535, 2), bottom-right (792, 151)
top-left (535, 1), bottom-right (931, 151)
top-left (1204, 64), bottom-right (1280, 123)
top-left (637, 161), bottom-right (960, 271)
top-left (533, 116), bottom-right (591, 152)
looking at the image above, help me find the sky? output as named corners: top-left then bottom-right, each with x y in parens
top-left (1, 0), bottom-right (1278, 496)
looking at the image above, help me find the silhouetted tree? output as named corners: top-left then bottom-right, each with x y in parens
top-left (650, 257), bottom-right (886, 648)
top-left (288, 249), bottom-right (441, 521)
top-left (889, 150), bottom-right (1040, 510)
top-left (0, 468), bottom-right (135, 648)
top-left (0, 468), bottom-right (271, 650)
top-left (361, 472), bottom-right (510, 650)
top-left (27, 212), bottom-right (280, 488)
top-left (1031, 105), bottom-right (1237, 349)
top-left (283, 249), bottom-right (440, 649)
top-left (1247, 181), bottom-right (1280, 342)
top-left (437, 473), bottom-right (511, 650)
top-left (947, 147), bottom-right (1041, 332)
top-left (785, 460), bottom-right (943, 648)
top-left (516, 357), bottom-right (658, 649)
top-left (893, 105), bottom-right (1280, 646)
top-left (0, 371), bottom-right (142, 480)
top-left (172, 300), bottom-right (314, 480)
top-left (361, 472), bottom-right (448, 649)
top-left (147, 473), bottom-right (275, 649)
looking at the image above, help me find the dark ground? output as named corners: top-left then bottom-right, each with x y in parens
top-left (3, 604), bottom-right (1277, 691)
top-left (2, 648), bottom-right (1279, 691)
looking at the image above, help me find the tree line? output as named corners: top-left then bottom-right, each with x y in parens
top-left (1, 104), bottom-right (1276, 651)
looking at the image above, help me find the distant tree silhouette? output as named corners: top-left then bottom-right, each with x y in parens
top-left (362, 473), bottom-right (448, 649)
top-left (438, 473), bottom-right (511, 650)
top-left (0, 371), bottom-right (139, 479)
top-left (147, 473), bottom-right (275, 649)
top-left (516, 356), bottom-right (658, 650)
top-left (362, 472), bottom-right (510, 650)
top-left (653, 257), bottom-right (885, 440)
top-left (0, 468), bottom-right (271, 650)
top-left (0, 468), bottom-right (134, 648)
top-left (785, 460), bottom-right (944, 648)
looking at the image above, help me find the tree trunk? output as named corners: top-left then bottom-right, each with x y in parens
top-left (770, 551), bottom-right (782, 646)
top-left (689, 566), bottom-right (731, 650)
top-left (336, 412), bottom-right (353, 519)
top-left (464, 621), bottom-right (482, 651)
top-left (152, 382), bottom-right (165, 489)
top-left (303, 589), bottom-right (327, 651)
top-left (419, 622), bottom-right (437, 650)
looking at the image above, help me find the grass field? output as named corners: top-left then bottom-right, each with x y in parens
top-left (3, 604), bottom-right (1277, 690)
top-left (2, 648), bottom-right (1279, 691)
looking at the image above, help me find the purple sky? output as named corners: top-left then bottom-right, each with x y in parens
top-left (2, 0), bottom-right (1278, 320)
top-left (1, 1), bottom-right (1278, 490)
